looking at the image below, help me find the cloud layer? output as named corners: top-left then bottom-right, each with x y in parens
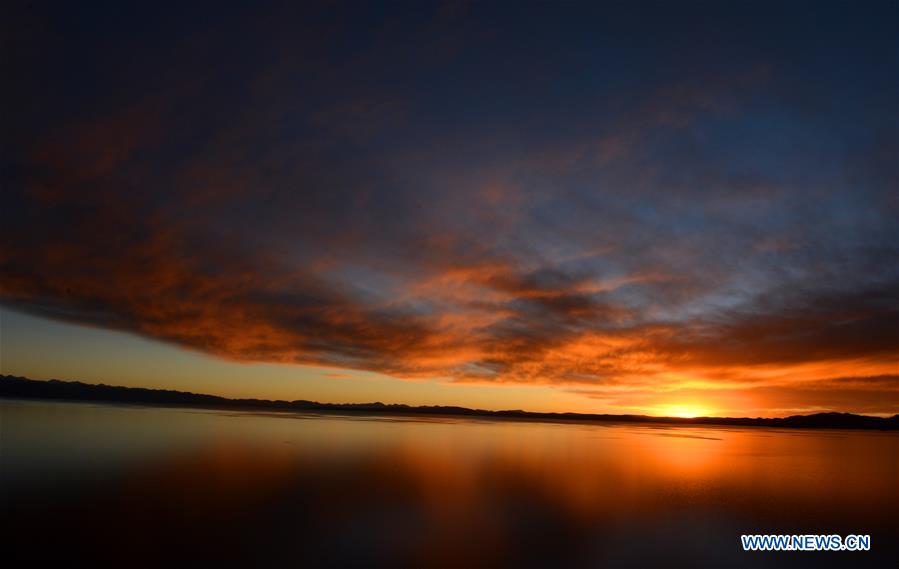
top-left (2, 1), bottom-right (897, 414)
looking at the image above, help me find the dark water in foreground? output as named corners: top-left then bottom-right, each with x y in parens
top-left (1, 399), bottom-right (897, 568)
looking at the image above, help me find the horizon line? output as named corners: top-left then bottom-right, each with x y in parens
top-left (1, 374), bottom-right (896, 430)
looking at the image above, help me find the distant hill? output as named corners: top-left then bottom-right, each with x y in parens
top-left (1, 374), bottom-right (896, 430)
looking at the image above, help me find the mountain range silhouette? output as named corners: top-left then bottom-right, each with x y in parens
top-left (1, 374), bottom-right (896, 430)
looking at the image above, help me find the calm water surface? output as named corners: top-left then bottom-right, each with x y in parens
top-left (2, 399), bottom-right (897, 567)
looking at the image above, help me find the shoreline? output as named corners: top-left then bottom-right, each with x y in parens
top-left (3, 375), bottom-right (896, 431)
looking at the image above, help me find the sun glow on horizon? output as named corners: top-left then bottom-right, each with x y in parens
top-left (654, 404), bottom-right (715, 419)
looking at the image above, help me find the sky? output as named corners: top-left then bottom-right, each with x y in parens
top-left (1, 0), bottom-right (897, 417)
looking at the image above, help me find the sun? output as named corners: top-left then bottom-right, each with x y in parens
top-left (656, 404), bottom-right (713, 419)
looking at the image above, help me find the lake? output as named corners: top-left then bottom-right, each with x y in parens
top-left (1, 399), bottom-right (896, 567)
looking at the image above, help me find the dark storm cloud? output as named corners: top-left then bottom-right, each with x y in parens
top-left (2, 1), bottom-right (897, 403)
